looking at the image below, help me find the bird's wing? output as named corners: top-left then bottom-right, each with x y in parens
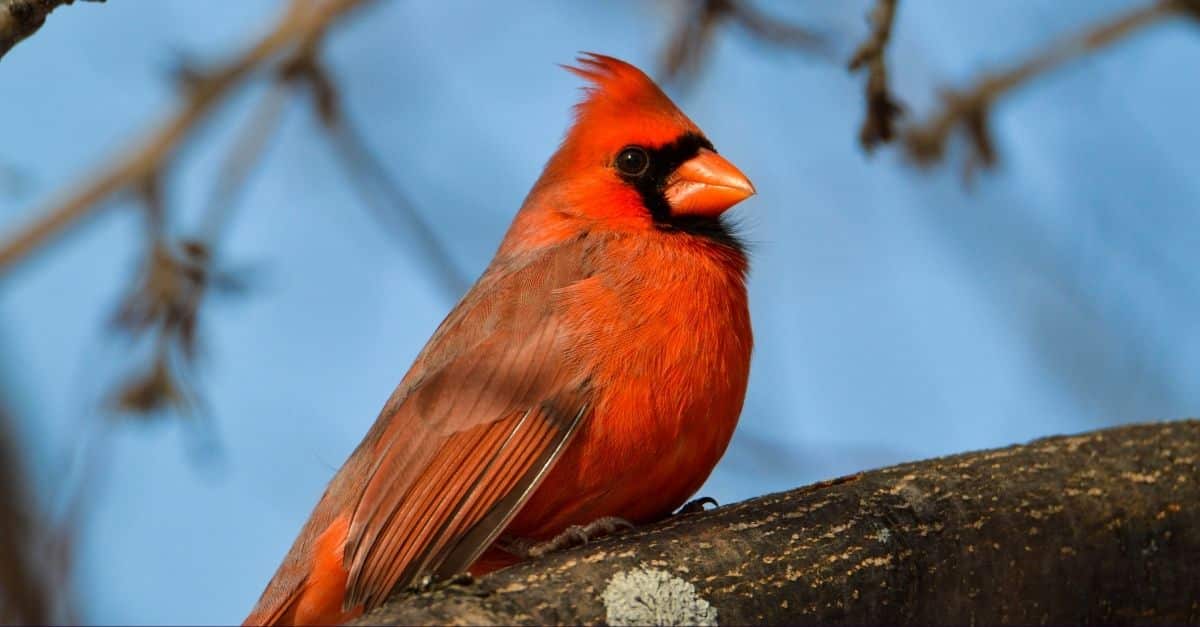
top-left (341, 240), bottom-right (597, 610)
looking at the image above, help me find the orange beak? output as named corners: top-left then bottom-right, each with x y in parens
top-left (664, 148), bottom-right (755, 217)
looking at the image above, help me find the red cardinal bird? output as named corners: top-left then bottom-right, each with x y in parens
top-left (244, 53), bottom-right (754, 625)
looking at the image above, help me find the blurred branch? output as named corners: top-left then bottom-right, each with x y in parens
top-left (2, 0), bottom-right (458, 424)
top-left (0, 0), bottom-right (373, 280)
top-left (197, 81), bottom-right (293, 245)
top-left (903, 0), bottom-right (1199, 175)
top-left (848, 0), bottom-right (902, 151)
top-left (0, 0), bottom-right (374, 418)
top-left (0, 387), bottom-right (62, 622)
top-left (660, 0), bottom-right (826, 84)
top-left (322, 118), bottom-right (471, 300)
top-left (108, 238), bottom-right (236, 415)
top-left (0, 0), bottom-right (103, 61)
top-left (107, 80), bottom-right (290, 418)
top-left (282, 50), bottom-right (471, 299)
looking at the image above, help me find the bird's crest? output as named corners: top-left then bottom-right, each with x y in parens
top-left (564, 53), bottom-right (664, 107)
top-left (560, 53), bottom-right (698, 149)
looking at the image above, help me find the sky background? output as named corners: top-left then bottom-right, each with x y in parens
top-left (1, 0), bottom-right (1198, 624)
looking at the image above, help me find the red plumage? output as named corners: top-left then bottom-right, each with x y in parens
top-left (244, 53), bottom-right (754, 626)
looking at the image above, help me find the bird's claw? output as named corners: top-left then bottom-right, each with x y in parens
top-left (678, 496), bottom-right (718, 515)
top-left (411, 571), bottom-right (474, 593)
top-left (514, 516), bottom-right (635, 559)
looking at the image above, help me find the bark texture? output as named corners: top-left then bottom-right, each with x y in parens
top-left (354, 420), bottom-right (1200, 625)
top-left (0, 0), bottom-right (100, 61)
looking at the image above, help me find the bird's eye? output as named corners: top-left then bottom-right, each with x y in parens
top-left (615, 146), bottom-right (650, 177)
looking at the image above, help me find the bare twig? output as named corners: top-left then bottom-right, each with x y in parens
top-left (283, 46), bottom-right (471, 300)
top-left (903, 0), bottom-right (1198, 175)
top-left (1, 0), bottom-right (373, 418)
top-left (0, 0), bottom-right (103, 61)
top-left (848, 0), bottom-right (902, 151)
top-left (197, 81), bottom-right (293, 245)
top-left (727, 0), bottom-right (825, 50)
top-left (0, 0), bottom-right (374, 279)
top-left (3, 0), bottom-right (373, 426)
top-left (321, 119), bottom-right (471, 300)
top-left (660, 0), bottom-right (825, 84)
top-left (109, 67), bottom-right (292, 418)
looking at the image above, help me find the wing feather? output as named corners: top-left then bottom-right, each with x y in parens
top-left (340, 238), bottom-right (598, 610)
top-left (376, 415), bottom-right (531, 591)
top-left (354, 423), bottom-right (494, 595)
top-left (433, 399), bottom-right (588, 579)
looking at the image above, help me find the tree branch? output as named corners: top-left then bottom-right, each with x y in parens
top-left (0, 0), bottom-right (373, 280)
top-left (903, 0), bottom-right (1199, 174)
top-left (659, 0), bottom-right (826, 85)
top-left (356, 420), bottom-right (1200, 625)
top-left (0, 0), bottom-right (102, 61)
top-left (848, 0), bottom-right (902, 152)
top-left (0, 387), bottom-right (63, 622)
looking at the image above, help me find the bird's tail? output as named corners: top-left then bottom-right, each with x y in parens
top-left (243, 515), bottom-right (361, 626)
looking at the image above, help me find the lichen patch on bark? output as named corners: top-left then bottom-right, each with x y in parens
top-left (602, 565), bottom-right (718, 626)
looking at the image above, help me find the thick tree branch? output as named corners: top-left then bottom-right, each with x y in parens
top-left (0, 0), bottom-right (102, 61)
top-left (0, 0), bottom-right (373, 279)
top-left (357, 420), bottom-right (1200, 625)
top-left (903, 0), bottom-right (1199, 174)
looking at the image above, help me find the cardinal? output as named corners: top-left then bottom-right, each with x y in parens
top-left (244, 53), bottom-right (755, 625)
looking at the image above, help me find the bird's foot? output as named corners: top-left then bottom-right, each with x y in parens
top-left (677, 496), bottom-right (718, 515)
top-left (502, 516), bottom-right (635, 559)
top-left (411, 571), bottom-right (474, 593)
top-left (530, 516), bottom-right (635, 558)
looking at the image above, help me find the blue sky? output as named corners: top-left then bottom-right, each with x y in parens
top-left (1, 1), bottom-right (1198, 623)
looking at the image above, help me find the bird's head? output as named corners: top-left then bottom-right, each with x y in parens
top-left (524, 53), bottom-right (754, 239)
